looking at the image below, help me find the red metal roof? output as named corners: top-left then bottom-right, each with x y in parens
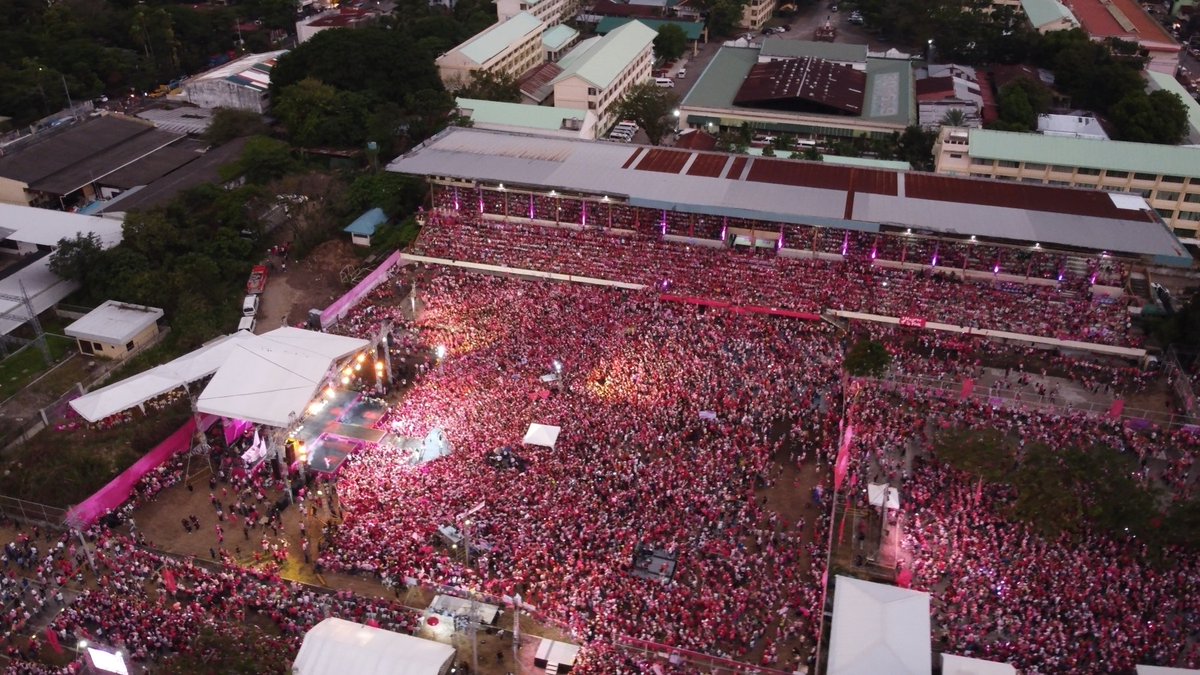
top-left (621, 147), bottom-right (646, 169)
top-left (686, 153), bottom-right (728, 178)
top-left (674, 129), bottom-right (719, 151)
top-left (1068, 0), bottom-right (1177, 45)
top-left (904, 174), bottom-right (1153, 220)
top-left (635, 148), bottom-right (691, 174)
top-left (726, 156), bottom-right (749, 180)
top-left (733, 58), bottom-right (865, 115)
top-left (745, 159), bottom-right (897, 194)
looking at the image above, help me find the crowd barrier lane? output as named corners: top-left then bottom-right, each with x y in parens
top-left (828, 310), bottom-right (1147, 359)
top-left (617, 636), bottom-right (794, 674)
top-left (399, 254), bottom-right (648, 291)
top-left (321, 250), bottom-right (405, 330)
top-left (64, 415), bottom-right (219, 529)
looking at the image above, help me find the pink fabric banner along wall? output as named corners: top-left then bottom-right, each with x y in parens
top-left (320, 249), bottom-right (404, 329)
top-left (64, 415), bottom-right (217, 529)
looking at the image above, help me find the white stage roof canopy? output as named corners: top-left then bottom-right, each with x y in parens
top-left (294, 617), bottom-right (454, 675)
top-left (942, 653), bottom-right (1017, 675)
top-left (523, 423), bottom-right (561, 448)
top-left (71, 327), bottom-right (367, 427)
top-left (828, 575), bottom-right (931, 675)
top-left (197, 327), bottom-right (368, 428)
top-left (868, 483), bottom-right (900, 510)
top-left (70, 331), bottom-right (255, 422)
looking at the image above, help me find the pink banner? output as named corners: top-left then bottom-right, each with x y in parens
top-left (899, 316), bottom-right (927, 328)
top-left (960, 378), bottom-right (974, 400)
top-left (65, 415), bottom-right (217, 529)
top-left (224, 418), bottom-right (253, 446)
top-left (1109, 400), bottom-right (1125, 419)
top-left (833, 423), bottom-right (854, 491)
top-left (321, 250), bottom-right (404, 329)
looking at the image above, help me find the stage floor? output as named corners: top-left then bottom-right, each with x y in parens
top-left (296, 390), bottom-right (390, 474)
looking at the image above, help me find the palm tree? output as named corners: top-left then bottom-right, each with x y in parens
top-left (940, 108), bottom-right (967, 128)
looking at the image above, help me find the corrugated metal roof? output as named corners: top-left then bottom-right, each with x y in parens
top-left (542, 24), bottom-right (579, 51)
top-left (518, 62), bottom-right (563, 103)
top-left (1020, 0), bottom-right (1077, 28)
top-left (459, 12), bottom-right (544, 66)
top-left (388, 127), bottom-right (1186, 258)
top-left (193, 50), bottom-right (287, 83)
top-left (343, 207), bottom-right (388, 236)
top-left (595, 17), bottom-right (705, 40)
top-left (551, 20), bottom-right (655, 89)
top-left (734, 57), bottom-right (866, 114)
top-left (758, 39), bottom-right (867, 63)
top-left (456, 97), bottom-right (589, 132)
top-left (967, 128), bottom-right (1200, 178)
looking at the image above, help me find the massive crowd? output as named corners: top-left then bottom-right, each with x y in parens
top-left (1, 209), bottom-right (1196, 674)
top-left (412, 216), bottom-right (1137, 346)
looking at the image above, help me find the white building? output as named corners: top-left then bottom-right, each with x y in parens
top-left (1036, 113), bottom-right (1109, 140)
top-left (741, 0), bottom-right (777, 30)
top-left (437, 13), bottom-right (547, 90)
top-left (65, 300), bottom-right (163, 360)
top-left (181, 50), bottom-right (287, 113)
top-left (549, 20), bottom-right (656, 130)
top-left (496, 0), bottom-right (575, 24)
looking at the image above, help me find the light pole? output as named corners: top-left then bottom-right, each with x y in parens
top-left (927, 39), bottom-right (935, 65)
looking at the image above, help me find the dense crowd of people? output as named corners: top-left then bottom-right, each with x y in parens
top-left (411, 216), bottom-right (1138, 347)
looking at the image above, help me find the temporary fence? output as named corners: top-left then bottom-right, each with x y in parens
top-left (0, 494), bottom-right (69, 530)
top-left (616, 636), bottom-right (794, 674)
top-left (320, 250), bottom-right (405, 330)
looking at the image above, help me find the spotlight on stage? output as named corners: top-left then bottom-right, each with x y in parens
top-left (553, 360), bottom-right (562, 373)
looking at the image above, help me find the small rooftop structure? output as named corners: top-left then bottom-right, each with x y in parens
top-left (1020, 0), bottom-right (1079, 31)
top-left (455, 97), bottom-right (597, 138)
top-left (734, 57), bottom-right (867, 115)
top-left (821, 154), bottom-right (912, 170)
top-left (758, 39), bottom-right (868, 68)
top-left (65, 301), bottom-right (163, 359)
top-left (1037, 113), bottom-right (1109, 140)
top-left (343, 207), bottom-right (388, 246)
top-left (551, 20), bottom-right (657, 90)
top-left (542, 23), bottom-right (580, 55)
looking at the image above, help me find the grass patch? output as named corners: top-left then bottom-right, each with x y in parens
top-left (0, 335), bottom-right (76, 401)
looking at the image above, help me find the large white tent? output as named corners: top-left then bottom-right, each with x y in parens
top-left (70, 331), bottom-right (256, 422)
top-left (828, 575), bottom-right (931, 675)
top-left (942, 653), bottom-right (1017, 675)
top-left (293, 617), bottom-right (455, 675)
top-left (197, 327), bottom-right (368, 427)
top-left (71, 327), bottom-right (367, 427)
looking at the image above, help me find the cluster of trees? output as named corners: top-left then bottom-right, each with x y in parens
top-left (934, 428), bottom-right (1200, 550)
top-left (693, 0), bottom-right (751, 37)
top-left (0, 0), bottom-right (301, 126)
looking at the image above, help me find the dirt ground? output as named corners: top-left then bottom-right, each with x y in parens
top-left (256, 234), bottom-right (363, 334)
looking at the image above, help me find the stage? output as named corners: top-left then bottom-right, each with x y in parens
top-left (293, 390), bottom-right (390, 474)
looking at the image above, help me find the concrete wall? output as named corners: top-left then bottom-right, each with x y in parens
top-left (183, 81), bottom-right (269, 113)
top-left (77, 322), bottom-right (160, 360)
top-left (0, 177), bottom-right (30, 206)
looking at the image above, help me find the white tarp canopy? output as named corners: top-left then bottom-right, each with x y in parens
top-left (868, 483), bottom-right (901, 510)
top-left (197, 327), bottom-right (368, 428)
top-left (293, 617), bottom-right (454, 675)
top-left (1138, 667), bottom-right (1200, 675)
top-left (523, 423), bottom-right (561, 448)
top-left (828, 575), bottom-right (931, 675)
top-left (70, 331), bottom-right (256, 422)
top-left (942, 654), bottom-right (1017, 675)
top-left (428, 594), bottom-right (500, 625)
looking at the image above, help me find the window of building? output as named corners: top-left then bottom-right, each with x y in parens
top-left (1186, 193), bottom-right (1200, 204)
top-left (1133, 172), bottom-right (1157, 181)
top-left (1050, 165), bottom-right (1072, 173)
top-left (1157, 191), bottom-right (1181, 202)
top-left (1156, 208), bottom-right (1176, 219)
top-left (996, 160), bottom-right (1019, 169)
top-left (1023, 163), bottom-right (1046, 172)
top-left (1178, 210), bottom-right (1200, 222)
top-left (587, 87), bottom-right (597, 96)
top-left (1076, 167), bottom-right (1101, 176)
top-left (1105, 170), bottom-right (1128, 179)
top-left (949, 153), bottom-right (963, 159)
top-left (970, 157), bottom-right (992, 166)
top-left (1174, 227), bottom-right (1196, 236)
top-left (126, 341), bottom-right (135, 351)
top-left (79, 341), bottom-right (94, 355)
top-left (1162, 175), bottom-right (1185, 183)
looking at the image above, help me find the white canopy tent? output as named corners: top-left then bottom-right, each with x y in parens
top-left (1137, 667), bottom-right (1200, 675)
top-left (828, 575), bottom-right (931, 675)
top-left (70, 331), bottom-right (256, 422)
top-left (523, 423), bottom-right (561, 448)
top-left (868, 483), bottom-right (900, 510)
top-left (197, 327), bottom-right (368, 428)
top-left (942, 653), bottom-right (1017, 675)
top-left (293, 617), bottom-right (455, 675)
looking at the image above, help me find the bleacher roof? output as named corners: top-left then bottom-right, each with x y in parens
top-left (459, 12), bottom-right (544, 66)
top-left (190, 50), bottom-right (287, 93)
top-left (551, 20), bottom-right (656, 90)
top-left (388, 127), bottom-right (1188, 262)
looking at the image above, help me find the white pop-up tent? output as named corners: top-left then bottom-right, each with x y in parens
top-left (828, 575), bottom-right (931, 675)
top-left (71, 331), bottom-right (257, 422)
top-left (197, 327), bottom-right (368, 428)
top-left (523, 423), bottom-right (561, 448)
top-left (942, 653), bottom-right (1017, 675)
top-left (867, 483), bottom-right (900, 510)
top-left (294, 617), bottom-right (455, 675)
top-left (1137, 667), bottom-right (1200, 675)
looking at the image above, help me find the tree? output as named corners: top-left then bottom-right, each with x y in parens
top-left (455, 70), bottom-right (521, 102)
top-left (158, 624), bottom-right (293, 674)
top-left (612, 81), bottom-right (679, 145)
top-left (895, 126), bottom-right (936, 171)
top-left (939, 108), bottom-right (967, 127)
top-left (700, 0), bottom-right (749, 37)
top-left (339, 172), bottom-right (427, 220)
top-left (48, 233), bottom-right (105, 288)
top-left (1108, 89), bottom-right (1188, 145)
top-left (203, 109), bottom-right (270, 146)
top-left (272, 78), bottom-right (371, 148)
top-left (843, 339), bottom-right (891, 377)
top-left (221, 136), bottom-right (296, 184)
top-left (654, 24), bottom-right (689, 63)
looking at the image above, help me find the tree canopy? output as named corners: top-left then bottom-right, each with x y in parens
top-left (654, 24), bottom-right (690, 63)
top-left (612, 82), bottom-right (679, 145)
top-left (1108, 89), bottom-right (1189, 145)
top-left (843, 339), bottom-right (892, 377)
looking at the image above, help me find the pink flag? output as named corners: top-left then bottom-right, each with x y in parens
top-left (45, 628), bottom-right (62, 654)
top-left (833, 424), bottom-right (854, 491)
top-left (1109, 400), bottom-right (1125, 419)
top-left (960, 378), bottom-right (974, 400)
top-left (162, 569), bottom-right (177, 593)
top-left (367, 618), bottom-right (381, 628)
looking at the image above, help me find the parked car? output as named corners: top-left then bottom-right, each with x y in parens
top-left (676, 68), bottom-right (687, 78)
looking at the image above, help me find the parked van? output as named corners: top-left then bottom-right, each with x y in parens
top-left (654, 77), bottom-right (675, 88)
top-left (237, 316), bottom-right (257, 333)
top-left (242, 294), bottom-right (260, 317)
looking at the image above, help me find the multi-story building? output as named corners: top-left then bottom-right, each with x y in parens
top-left (740, 0), bottom-right (776, 31)
top-left (436, 13), bottom-right (547, 90)
top-left (496, 0), bottom-right (575, 25)
top-left (934, 127), bottom-right (1200, 241)
top-left (549, 20), bottom-right (656, 130)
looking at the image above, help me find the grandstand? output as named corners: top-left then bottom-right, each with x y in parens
top-left (388, 127), bottom-right (1192, 288)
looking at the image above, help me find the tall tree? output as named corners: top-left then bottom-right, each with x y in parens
top-left (456, 70), bottom-right (521, 102)
top-left (654, 24), bottom-right (689, 63)
top-left (1108, 89), bottom-right (1188, 145)
top-left (612, 81), bottom-right (679, 145)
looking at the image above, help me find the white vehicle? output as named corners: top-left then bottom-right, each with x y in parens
top-left (241, 294), bottom-right (260, 317)
top-left (654, 77), bottom-right (675, 88)
top-left (237, 316), bottom-right (257, 333)
top-left (676, 68), bottom-right (687, 79)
